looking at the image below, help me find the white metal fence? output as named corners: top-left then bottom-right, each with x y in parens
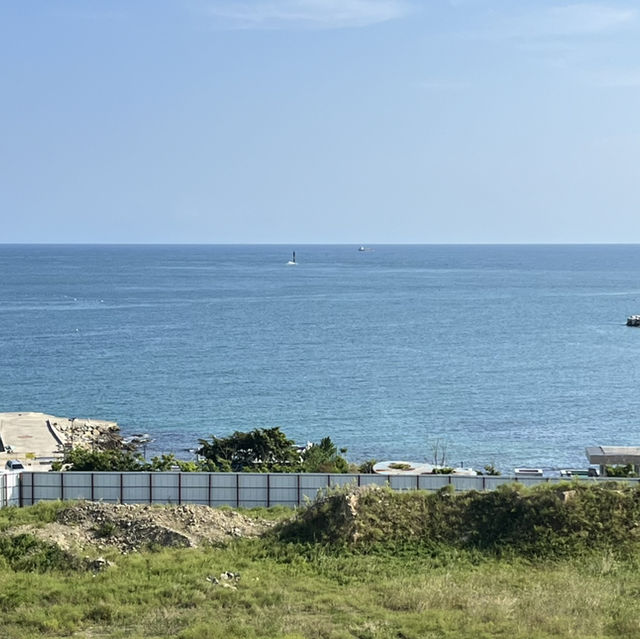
top-left (1, 471), bottom-right (637, 509)
top-left (0, 472), bottom-right (21, 508)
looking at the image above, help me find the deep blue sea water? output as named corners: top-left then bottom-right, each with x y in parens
top-left (2, 244), bottom-right (640, 472)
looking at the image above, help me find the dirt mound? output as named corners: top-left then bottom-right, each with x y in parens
top-left (277, 485), bottom-right (379, 545)
top-left (15, 502), bottom-right (278, 554)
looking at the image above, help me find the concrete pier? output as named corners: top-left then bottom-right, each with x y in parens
top-left (0, 412), bottom-right (119, 470)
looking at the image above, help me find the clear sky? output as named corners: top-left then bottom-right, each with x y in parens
top-left (2, 1), bottom-right (640, 243)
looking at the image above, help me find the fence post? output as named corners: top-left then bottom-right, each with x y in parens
top-left (236, 473), bottom-right (240, 508)
top-left (120, 473), bottom-right (124, 504)
top-left (91, 473), bottom-right (95, 502)
top-left (178, 473), bottom-right (182, 505)
top-left (297, 473), bottom-right (301, 506)
top-left (149, 473), bottom-right (153, 504)
top-left (266, 474), bottom-right (270, 508)
top-left (32, 472), bottom-right (35, 506)
top-left (19, 473), bottom-right (23, 507)
top-left (60, 471), bottom-right (64, 502)
top-left (208, 473), bottom-right (212, 507)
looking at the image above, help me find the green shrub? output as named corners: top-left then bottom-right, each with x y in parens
top-left (0, 534), bottom-right (81, 572)
top-left (605, 464), bottom-right (637, 477)
top-left (277, 482), bottom-right (640, 558)
top-left (357, 459), bottom-right (377, 474)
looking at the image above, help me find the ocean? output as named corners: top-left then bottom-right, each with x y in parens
top-left (2, 244), bottom-right (640, 472)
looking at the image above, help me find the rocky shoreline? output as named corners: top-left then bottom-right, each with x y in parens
top-left (49, 416), bottom-right (124, 452)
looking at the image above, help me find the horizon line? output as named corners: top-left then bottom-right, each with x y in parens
top-left (3, 241), bottom-right (640, 247)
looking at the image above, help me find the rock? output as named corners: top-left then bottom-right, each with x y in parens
top-left (221, 571), bottom-right (239, 580)
top-left (88, 556), bottom-right (113, 572)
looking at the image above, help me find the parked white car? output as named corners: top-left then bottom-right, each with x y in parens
top-left (4, 459), bottom-right (24, 471)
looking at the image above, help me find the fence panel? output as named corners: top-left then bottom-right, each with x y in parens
top-left (209, 474), bottom-right (240, 507)
top-left (60, 472), bottom-right (94, 501)
top-left (389, 475), bottom-right (422, 491)
top-left (10, 471), bottom-right (640, 510)
top-left (483, 476), bottom-right (512, 491)
top-left (31, 472), bottom-right (65, 503)
top-left (416, 475), bottom-right (448, 491)
top-left (299, 474), bottom-right (332, 503)
top-left (122, 473), bottom-right (151, 504)
top-left (92, 473), bottom-right (123, 503)
top-left (329, 474), bottom-right (360, 488)
top-left (179, 473), bottom-right (210, 505)
top-left (238, 474), bottom-right (269, 508)
top-left (0, 472), bottom-right (21, 507)
top-left (451, 475), bottom-right (487, 492)
top-left (269, 474), bottom-right (299, 507)
top-left (359, 475), bottom-right (388, 487)
top-left (7, 473), bottom-right (20, 506)
top-left (150, 473), bottom-right (179, 504)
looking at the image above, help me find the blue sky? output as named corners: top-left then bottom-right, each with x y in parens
top-left (2, 1), bottom-right (640, 243)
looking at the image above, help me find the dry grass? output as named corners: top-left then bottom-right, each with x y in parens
top-left (1, 542), bottom-right (640, 638)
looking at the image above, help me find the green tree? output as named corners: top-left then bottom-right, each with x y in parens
top-left (301, 437), bottom-right (348, 473)
top-left (147, 454), bottom-right (198, 472)
top-left (197, 427), bottom-right (301, 472)
top-left (51, 448), bottom-right (146, 472)
top-left (51, 448), bottom-right (200, 472)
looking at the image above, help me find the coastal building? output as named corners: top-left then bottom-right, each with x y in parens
top-left (585, 446), bottom-right (640, 477)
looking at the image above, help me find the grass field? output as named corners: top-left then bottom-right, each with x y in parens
top-left (1, 488), bottom-right (640, 638)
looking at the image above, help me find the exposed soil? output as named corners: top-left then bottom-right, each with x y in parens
top-left (11, 502), bottom-right (279, 554)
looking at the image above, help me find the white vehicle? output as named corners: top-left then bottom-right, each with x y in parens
top-left (5, 459), bottom-right (24, 471)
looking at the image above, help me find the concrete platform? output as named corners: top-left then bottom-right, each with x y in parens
top-left (0, 412), bottom-right (118, 470)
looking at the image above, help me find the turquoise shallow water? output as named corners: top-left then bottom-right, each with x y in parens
top-left (2, 244), bottom-right (640, 472)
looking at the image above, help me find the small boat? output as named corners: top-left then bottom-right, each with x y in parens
top-left (287, 251), bottom-right (297, 266)
top-left (358, 246), bottom-right (373, 252)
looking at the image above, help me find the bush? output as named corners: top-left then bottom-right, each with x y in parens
top-left (605, 464), bottom-right (636, 477)
top-left (388, 463), bottom-right (412, 470)
top-left (52, 448), bottom-right (146, 472)
top-left (357, 459), bottom-right (377, 474)
top-left (0, 534), bottom-right (81, 572)
top-left (277, 482), bottom-right (640, 558)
